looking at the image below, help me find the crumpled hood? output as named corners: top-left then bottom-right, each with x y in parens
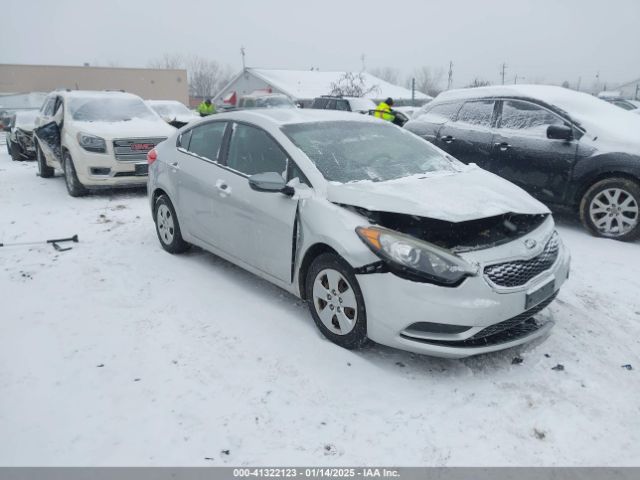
top-left (74, 118), bottom-right (175, 139)
top-left (326, 166), bottom-right (550, 222)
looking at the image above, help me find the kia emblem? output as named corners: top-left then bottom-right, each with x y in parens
top-left (524, 239), bottom-right (537, 249)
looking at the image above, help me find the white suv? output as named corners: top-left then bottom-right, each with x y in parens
top-left (34, 90), bottom-right (175, 196)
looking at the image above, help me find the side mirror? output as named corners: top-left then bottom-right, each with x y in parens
top-left (248, 172), bottom-right (294, 196)
top-left (547, 124), bottom-right (573, 141)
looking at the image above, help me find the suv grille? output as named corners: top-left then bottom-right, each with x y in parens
top-left (484, 233), bottom-right (559, 288)
top-left (113, 138), bottom-right (166, 162)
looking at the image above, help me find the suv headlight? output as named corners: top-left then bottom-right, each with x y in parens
top-left (77, 132), bottom-right (106, 153)
top-left (356, 226), bottom-right (478, 286)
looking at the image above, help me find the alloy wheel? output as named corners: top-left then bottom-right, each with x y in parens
top-left (312, 268), bottom-right (358, 335)
top-left (156, 204), bottom-right (175, 245)
top-left (589, 187), bottom-right (639, 237)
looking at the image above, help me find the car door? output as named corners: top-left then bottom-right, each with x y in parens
top-left (214, 122), bottom-right (299, 284)
top-left (34, 95), bottom-right (63, 164)
top-left (173, 121), bottom-right (230, 245)
top-left (488, 99), bottom-right (578, 203)
top-left (435, 99), bottom-right (497, 168)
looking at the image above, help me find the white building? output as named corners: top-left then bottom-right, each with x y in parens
top-left (615, 77), bottom-right (640, 100)
top-left (213, 68), bottom-right (431, 108)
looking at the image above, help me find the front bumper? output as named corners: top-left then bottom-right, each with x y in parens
top-left (70, 148), bottom-right (148, 187)
top-left (357, 232), bottom-right (571, 359)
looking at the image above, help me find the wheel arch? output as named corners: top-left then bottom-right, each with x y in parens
top-left (574, 170), bottom-right (640, 211)
top-left (298, 243), bottom-right (341, 300)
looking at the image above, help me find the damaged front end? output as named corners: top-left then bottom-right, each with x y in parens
top-left (343, 205), bottom-right (549, 253)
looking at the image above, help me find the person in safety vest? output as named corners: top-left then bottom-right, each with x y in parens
top-left (374, 97), bottom-right (395, 122)
top-left (198, 99), bottom-right (215, 116)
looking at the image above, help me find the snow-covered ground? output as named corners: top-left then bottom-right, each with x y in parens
top-left (1, 151), bottom-right (639, 466)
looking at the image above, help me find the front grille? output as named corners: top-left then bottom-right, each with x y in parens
top-left (113, 137), bottom-right (165, 162)
top-left (400, 292), bottom-right (557, 348)
top-left (484, 233), bottom-right (559, 288)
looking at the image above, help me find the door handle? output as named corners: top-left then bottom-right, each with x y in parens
top-left (442, 135), bottom-right (455, 143)
top-left (215, 179), bottom-right (231, 196)
top-left (494, 142), bottom-right (511, 151)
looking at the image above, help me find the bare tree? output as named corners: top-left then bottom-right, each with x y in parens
top-left (369, 67), bottom-right (400, 85)
top-left (329, 72), bottom-right (379, 97)
top-left (148, 53), bottom-right (234, 98)
top-left (187, 57), bottom-right (234, 98)
top-left (148, 53), bottom-right (185, 70)
top-left (408, 66), bottom-right (445, 97)
top-left (466, 78), bottom-right (491, 88)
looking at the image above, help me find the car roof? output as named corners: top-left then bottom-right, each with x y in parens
top-left (207, 108), bottom-right (381, 126)
top-left (51, 90), bottom-right (142, 101)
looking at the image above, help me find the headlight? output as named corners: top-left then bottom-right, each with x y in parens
top-left (77, 132), bottom-right (106, 153)
top-left (356, 226), bottom-right (478, 286)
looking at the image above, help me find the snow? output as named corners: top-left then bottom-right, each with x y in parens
top-left (1, 154), bottom-right (640, 466)
top-left (436, 85), bottom-right (640, 145)
top-left (249, 68), bottom-right (430, 101)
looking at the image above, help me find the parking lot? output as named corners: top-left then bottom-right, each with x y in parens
top-left (1, 140), bottom-right (639, 466)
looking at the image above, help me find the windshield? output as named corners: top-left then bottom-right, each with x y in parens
top-left (14, 110), bottom-right (39, 127)
top-left (348, 98), bottom-right (376, 112)
top-left (255, 96), bottom-right (295, 108)
top-left (150, 102), bottom-right (192, 116)
top-left (282, 121), bottom-right (457, 183)
top-left (69, 96), bottom-right (157, 122)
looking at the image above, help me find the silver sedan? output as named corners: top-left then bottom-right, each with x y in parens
top-left (147, 109), bottom-right (570, 358)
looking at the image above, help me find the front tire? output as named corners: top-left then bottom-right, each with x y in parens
top-left (154, 194), bottom-right (190, 254)
top-left (305, 253), bottom-right (368, 349)
top-left (36, 143), bottom-right (54, 178)
top-left (580, 177), bottom-right (640, 241)
top-left (63, 152), bottom-right (88, 197)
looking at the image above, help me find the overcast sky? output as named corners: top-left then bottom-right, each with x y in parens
top-left (3, 0), bottom-right (639, 88)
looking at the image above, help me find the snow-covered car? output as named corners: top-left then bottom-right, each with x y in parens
top-left (5, 110), bottom-right (39, 161)
top-left (599, 96), bottom-right (640, 115)
top-left (311, 95), bottom-right (376, 114)
top-left (405, 85), bottom-right (640, 241)
top-left (147, 109), bottom-right (570, 359)
top-left (146, 100), bottom-right (199, 128)
top-left (33, 90), bottom-right (175, 197)
top-left (237, 93), bottom-right (297, 109)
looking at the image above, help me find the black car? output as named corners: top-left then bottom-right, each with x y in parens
top-left (4, 110), bottom-right (39, 160)
top-left (404, 85), bottom-right (640, 241)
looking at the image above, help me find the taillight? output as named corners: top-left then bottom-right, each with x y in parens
top-left (147, 148), bottom-right (157, 164)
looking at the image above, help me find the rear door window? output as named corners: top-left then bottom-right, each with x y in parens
top-left (456, 100), bottom-right (495, 127)
top-left (325, 99), bottom-right (337, 110)
top-left (312, 98), bottom-right (328, 109)
top-left (336, 100), bottom-right (350, 111)
top-left (187, 122), bottom-right (227, 162)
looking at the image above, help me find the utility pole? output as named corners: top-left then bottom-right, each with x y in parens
top-left (240, 46), bottom-right (246, 70)
top-left (411, 77), bottom-right (416, 106)
top-left (447, 61), bottom-right (453, 90)
top-left (635, 84), bottom-right (639, 100)
top-left (360, 54), bottom-right (366, 72)
top-left (577, 76), bottom-right (582, 91)
top-left (500, 62), bottom-right (507, 85)
top-left (514, 74), bottom-right (518, 84)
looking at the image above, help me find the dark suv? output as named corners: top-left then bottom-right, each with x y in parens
top-left (404, 85), bottom-right (640, 241)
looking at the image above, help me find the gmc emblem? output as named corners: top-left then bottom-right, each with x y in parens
top-left (130, 143), bottom-right (154, 151)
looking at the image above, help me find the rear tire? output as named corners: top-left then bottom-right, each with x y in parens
top-left (580, 177), bottom-right (640, 241)
top-left (63, 152), bottom-right (88, 197)
top-left (154, 194), bottom-right (190, 254)
top-left (305, 253), bottom-right (368, 349)
top-left (36, 143), bottom-right (54, 178)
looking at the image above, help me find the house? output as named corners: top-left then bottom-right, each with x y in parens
top-left (615, 77), bottom-right (640, 100)
top-left (213, 68), bottom-right (431, 108)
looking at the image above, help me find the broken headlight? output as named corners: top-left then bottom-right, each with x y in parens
top-left (77, 132), bottom-right (106, 153)
top-left (356, 226), bottom-right (478, 286)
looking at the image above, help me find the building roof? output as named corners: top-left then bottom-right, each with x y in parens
top-left (246, 68), bottom-right (431, 101)
top-left (210, 107), bottom-right (383, 126)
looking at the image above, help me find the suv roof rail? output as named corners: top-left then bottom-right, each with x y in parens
top-left (319, 94), bottom-right (343, 98)
top-left (103, 89), bottom-right (126, 93)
